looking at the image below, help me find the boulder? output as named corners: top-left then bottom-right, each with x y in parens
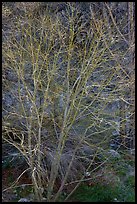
top-left (18, 198), bottom-right (30, 202)
top-left (108, 149), bottom-right (121, 158)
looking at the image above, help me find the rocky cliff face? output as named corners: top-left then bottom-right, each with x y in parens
top-left (2, 2), bottom-right (133, 151)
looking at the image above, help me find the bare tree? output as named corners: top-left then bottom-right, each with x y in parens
top-left (2, 2), bottom-right (135, 202)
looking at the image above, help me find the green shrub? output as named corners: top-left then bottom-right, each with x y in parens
top-left (125, 176), bottom-right (135, 188)
top-left (70, 184), bottom-right (116, 202)
top-left (67, 183), bottom-right (135, 202)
